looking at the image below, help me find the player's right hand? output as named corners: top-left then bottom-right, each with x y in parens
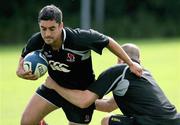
top-left (16, 58), bottom-right (38, 80)
top-left (129, 62), bottom-right (142, 77)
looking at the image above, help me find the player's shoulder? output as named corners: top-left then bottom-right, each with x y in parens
top-left (64, 27), bottom-right (105, 38)
top-left (63, 27), bottom-right (88, 50)
top-left (30, 32), bottom-right (41, 39)
top-left (142, 68), bottom-right (152, 76)
top-left (63, 27), bottom-right (109, 52)
top-left (28, 32), bottom-right (43, 43)
top-left (102, 64), bottom-right (128, 76)
top-left (111, 64), bottom-right (128, 71)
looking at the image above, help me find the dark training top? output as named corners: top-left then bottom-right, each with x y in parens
top-left (88, 64), bottom-right (180, 125)
top-left (21, 27), bottom-right (109, 89)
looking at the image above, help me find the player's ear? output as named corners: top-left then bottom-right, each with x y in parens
top-left (59, 22), bottom-right (64, 28)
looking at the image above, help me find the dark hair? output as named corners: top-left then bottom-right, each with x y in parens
top-left (38, 4), bottom-right (62, 24)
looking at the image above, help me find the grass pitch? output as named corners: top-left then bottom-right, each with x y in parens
top-left (0, 38), bottom-right (180, 125)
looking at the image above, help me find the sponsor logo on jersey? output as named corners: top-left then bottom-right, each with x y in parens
top-left (66, 53), bottom-right (75, 62)
top-left (49, 60), bottom-right (70, 72)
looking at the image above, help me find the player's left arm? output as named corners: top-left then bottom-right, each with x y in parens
top-left (106, 37), bottom-right (142, 77)
top-left (44, 76), bottom-right (99, 108)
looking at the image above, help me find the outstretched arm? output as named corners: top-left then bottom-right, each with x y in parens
top-left (107, 37), bottom-right (142, 77)
top-left (44, 76), bottom-right (99, 108)
top-left (95, 96), bottom-right (118, 112)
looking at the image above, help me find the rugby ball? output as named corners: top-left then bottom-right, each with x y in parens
top-left (23, 50), bottom-right (48, 78)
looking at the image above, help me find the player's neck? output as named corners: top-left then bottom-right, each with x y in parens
top-left (51, 37), bottom-right (62, 51)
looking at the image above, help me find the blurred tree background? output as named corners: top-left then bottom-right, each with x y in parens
top-left (0, 0), bottom-right (180, 44)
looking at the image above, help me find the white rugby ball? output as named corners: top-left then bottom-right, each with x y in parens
top-left (23, 50), bottom-right (48, 78)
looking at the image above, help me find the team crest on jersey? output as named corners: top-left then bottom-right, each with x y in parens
top-left (66, 53), bottom-right (75, 62)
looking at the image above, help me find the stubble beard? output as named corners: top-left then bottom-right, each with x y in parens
top-left (44, 38), bottom-right (54, 45)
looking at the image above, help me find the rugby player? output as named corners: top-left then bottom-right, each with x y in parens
top-left (45, 43), bottom-right (180, 125)
top-left (16, 4), bottom-right (142, 125)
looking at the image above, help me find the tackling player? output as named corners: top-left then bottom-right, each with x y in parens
top-left (16, 4), bottom-right (142, 125)
top-left (45, 43), bottom-right (180, 125)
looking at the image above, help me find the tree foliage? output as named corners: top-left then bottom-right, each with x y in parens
top-left (0, 0), bottom-right (179, 43)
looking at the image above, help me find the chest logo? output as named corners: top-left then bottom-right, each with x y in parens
top-left (66, 53), bottom-right (75, 62)
top-left (49, 60), bottom-right (70, 73)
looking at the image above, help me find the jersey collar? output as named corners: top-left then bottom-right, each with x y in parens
top-left (62, 28), bottom-right (66, 42)
top-left (61, 28), bottom-right (66, 49)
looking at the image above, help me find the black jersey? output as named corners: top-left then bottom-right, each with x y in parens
top-left (21, 27), bottom-right (109, 89)
top-left (88, 64), bottom-right (180, 125)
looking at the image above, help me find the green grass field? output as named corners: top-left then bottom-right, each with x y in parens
top-left (0, 38), bottom-right (180, 125)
